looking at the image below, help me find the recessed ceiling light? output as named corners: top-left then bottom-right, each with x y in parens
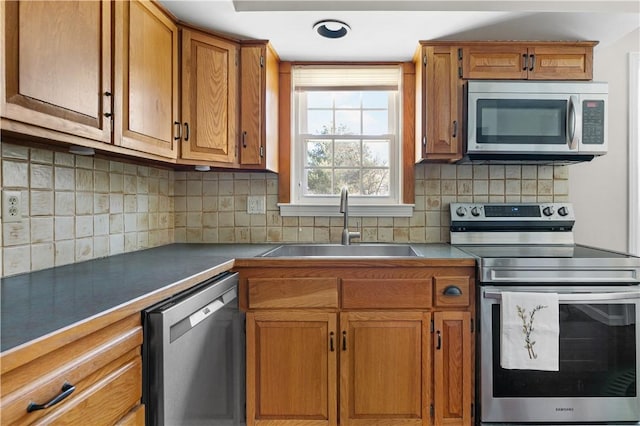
top-left (69, 145), bottom-right (95, 156)
top-left (313, 19), bottom-right (350, 39)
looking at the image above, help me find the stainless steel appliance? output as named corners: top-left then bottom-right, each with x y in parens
top-left (465, 81), bottom-right (608, 163)
top-left (143, 272), bottom-right (245, 426)
top-left (450, 203), bottom-right (640, 425)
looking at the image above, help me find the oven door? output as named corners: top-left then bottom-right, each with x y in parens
top-left (479, 285), bottom-right (640, 424)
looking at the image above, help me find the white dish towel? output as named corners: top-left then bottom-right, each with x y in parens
top-left (501, 291), bottom-right (559, 371)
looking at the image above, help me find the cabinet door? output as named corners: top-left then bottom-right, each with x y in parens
top-left (340, 312), bottom-right (430, 426)
top-left (461, 45), bottom-right (528, 79)
top-left (181, 29), bottom-right (239, 164)
top-left (246, 311), bottom-right (337, 426)
top-left (114, 0), bottom-right (178, 159)
top-left (528, 45), bottom-right (593, 80)
top-left (433, 311), bottom-right (472, 426)
top-left (239, 45), bottom-right (264, 166)
top-left (422, 45), bottom-right (462, 160)
top-left (1, 0), bottom-right (112, 143)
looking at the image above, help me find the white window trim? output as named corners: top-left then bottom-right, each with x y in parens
top-left (280, 65), bottom-right (413, 217)
top-left (629, 52), bottom-right (640, 255)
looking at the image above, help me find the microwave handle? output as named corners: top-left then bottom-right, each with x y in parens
top-left (568, 96), bottom-right (579, 150)
top-left (484, 290), bottom-right (640, 302)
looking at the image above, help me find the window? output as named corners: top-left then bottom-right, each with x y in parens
top-left (280, 65), bottom-right (413, 217)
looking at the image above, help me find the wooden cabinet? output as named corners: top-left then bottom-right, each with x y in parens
top-left (236, 261), bottom-right (476, 426)
top-left (340, 312), bottom-right (430, 426)
top-left (1, 0), bottom-right (112, 143)
top-left (246, 311), bottom-right (338, 425)
top-left (180, 28), bottom-right (239, 165)
top-left (114, 0), bottom-right (179, 159)
top-left (239, 42), bottom-right (279, 171)
top-left (460, 42), bottom-right (595, 80)
top-left (0, 314), bottom-right (144, 425)
top-left (415, 44), bottom-right (463, 162)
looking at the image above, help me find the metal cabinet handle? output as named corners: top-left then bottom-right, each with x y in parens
top-left (522, 53), bottom-right (528, 70)
top-left (104, 91), bottom-right (112, 97)
top-left (342, 331), bottom-right (347, 351)
top-left (443, 285), bottom-right (463, 296)
top-left (529, 54), bottom-right (535, 71)
top-left (104, 112), bottom-right (112, 118)
top-left (242, 131), bottom-right (248, 148)
top-left (184, 122), bottom-right (190, 142)
top-left (436, 331), bottom-right (442, 350)
top-left (452, 120), bottom-right (458, 138)
top-left (329, 331), bottom-right (335, 352)
top-left (174, 121), bottom-right (182, 141)
top-left (27, 382), bottom-right (75, 412)
top-left (568, 96), bottom-right (578, 149)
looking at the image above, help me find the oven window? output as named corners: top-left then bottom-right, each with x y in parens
top-left (476, 99), bottom-right (567, 144)
top-left (492, 303), bottom-right (637, 397)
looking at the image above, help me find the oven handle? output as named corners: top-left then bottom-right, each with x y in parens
top-left (484, 290), bottom-right (640, 302)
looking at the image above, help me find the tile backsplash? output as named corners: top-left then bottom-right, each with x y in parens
top-left (1, 141), bottom-right (569, 276)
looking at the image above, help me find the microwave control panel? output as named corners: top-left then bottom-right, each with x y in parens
top-left (582, 100), bottom-right (605, 145)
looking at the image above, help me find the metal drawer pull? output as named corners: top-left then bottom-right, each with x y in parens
top-left (436, 330), bottom-right (442, 350)
top-left (443, 285), bottom-right (462, 296)
top-left (484, 291), bottom-right (640, 302)
top-left (174, 121), bottom-right (182, 141)
top-left (27, 382), bottom-right (75, 412)
top-left (329, 331), bottom-right (335, 352)
top-left (184, 122), bottom-right (190, 141)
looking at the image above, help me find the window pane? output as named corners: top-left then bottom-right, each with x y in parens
top-left (335, 92), bottom-right (360, 108)
top-left (363, 110), bottom-right (389, 134)
top-left (335, 110), bottom-right (360, 135)
top-left (363, 140), bottom-right (389, 167)
top-left (334, 140), bottom-right (360, 167)
top-left (334, 170), bottom-right (360, 195)
top-left (307, 91), bottom-right (333, 108)
top-left (306, 140), bottom-right (332, 167)
top-left (362, 169), bottom-right (390, 196)
top-left (307, 110), bottom-right (333, 134)
top-left (362, 91), bottom-right (389, 108)
top-left (305, 169), bottom-right (332, 195)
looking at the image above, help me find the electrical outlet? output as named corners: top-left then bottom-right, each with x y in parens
top-left (247, 196), bottom-right (266, 214)
top-left (2, 191), bottom-right (22, 222)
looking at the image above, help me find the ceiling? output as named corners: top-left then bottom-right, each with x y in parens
top-left (159, 0), bottom-right (640, 61)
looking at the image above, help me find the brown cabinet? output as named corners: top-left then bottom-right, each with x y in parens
top-left (236, 262), bottom-right (476, 426)
top-left (239, 42), bottom-right (279, 171)
top-left (460, 42), bottom-right (595, 80)
top-left (180, 28), bottom-right (239, 165)
top-left (114, 0), bottom-right (179, 159)
top-left (415, 44), bottom-right (463, 162)
top-left (1, 0), bottom-right (112, 143)
top-left (0, 314), bottom-right (144, 425)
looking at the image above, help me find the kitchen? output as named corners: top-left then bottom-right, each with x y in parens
top-left (1, 0), bottom-right (639, 425)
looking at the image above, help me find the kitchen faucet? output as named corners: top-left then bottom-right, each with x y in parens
top-left (339, 187), bottom-right (361, 245)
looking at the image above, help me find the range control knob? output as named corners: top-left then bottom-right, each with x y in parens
top-left (542, 206), bottom-right (555, 216)
top-left (558, 206), bottom-right (569, 216)
top-left (471, 207), bottom-right (481, 217)
top-left (456, 206), bottom-right (467, 217)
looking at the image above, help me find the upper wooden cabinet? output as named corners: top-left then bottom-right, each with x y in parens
top-left (415, 44), bottom-right (464, 162)
top-left (1, 0), bottom-right (112, 143)
top-left (239, 42), bottom-right (279, 171)
top-left (114, 0), bottom-right (179, 159)
top-left (460, 42), bottom-right (596, 80)
top-left (180, 28), bottom-right (239, 165)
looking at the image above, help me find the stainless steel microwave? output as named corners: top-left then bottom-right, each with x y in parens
top-left (465, 80), bottom-right (608, 163)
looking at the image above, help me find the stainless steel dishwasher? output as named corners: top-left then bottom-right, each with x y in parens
top-left (143, 272), bottom-right (245, 426)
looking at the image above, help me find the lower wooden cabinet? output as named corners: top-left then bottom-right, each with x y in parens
top-left (238, 263), bottom-right (476, 426)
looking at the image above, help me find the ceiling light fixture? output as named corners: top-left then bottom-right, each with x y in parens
top-left (68, 145), bottom-right (95, 156)
top-left (194, 165), bottom-right (211, 172)
top-left (313, 19), bottom-right (350, 39)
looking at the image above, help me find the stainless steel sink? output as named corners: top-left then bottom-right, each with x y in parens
top-left (259, 244), bottom-right (418, 258)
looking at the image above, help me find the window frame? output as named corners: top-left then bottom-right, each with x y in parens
top-left (277, 63), bottom-right (415, 217)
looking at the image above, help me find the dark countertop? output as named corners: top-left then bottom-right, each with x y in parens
top-left (1, 242), bottom-right (474, 354)
top-left (0, 244), bottom-right (274, 353)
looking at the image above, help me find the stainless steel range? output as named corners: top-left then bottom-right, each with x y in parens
top-left (450, 203), bottom-right (640, 425)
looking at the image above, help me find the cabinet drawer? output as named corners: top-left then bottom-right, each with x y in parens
top-left (1, 315), bottom-right (142, 425)
top-left (433, 277), bottom-right (471, 308)
top-left (248, 277), bottom-right (339, 308)
top-left (342, 279), bottom-right (432, 309)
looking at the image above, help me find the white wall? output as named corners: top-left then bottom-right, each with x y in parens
top-left (570, 28), bottom-right (640, 251)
